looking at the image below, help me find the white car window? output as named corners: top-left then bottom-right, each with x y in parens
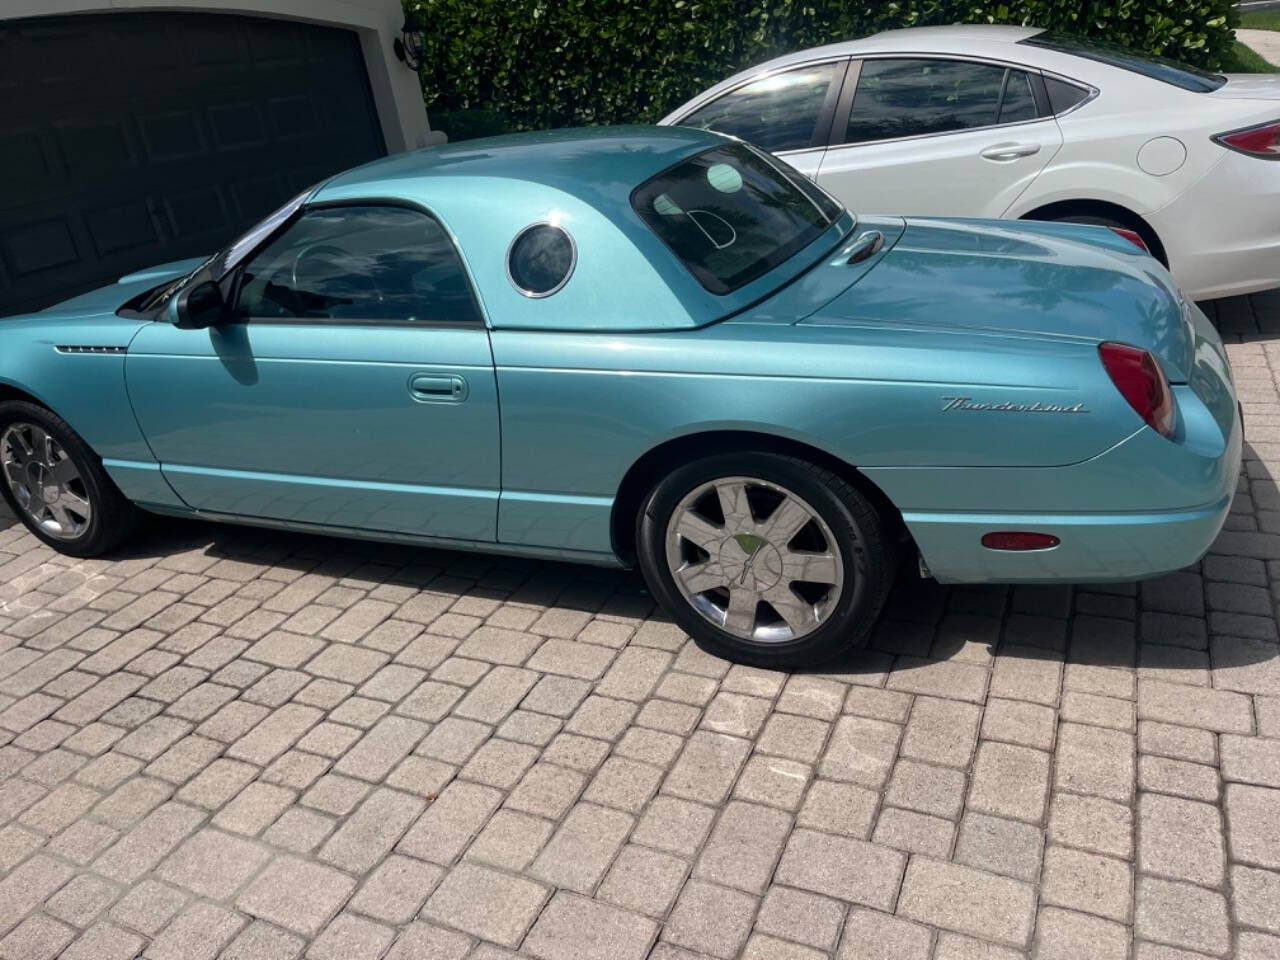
top-left (842, 59), bottom-right (1038, 144)
top-left (679, 63), bottom-right (840, 153)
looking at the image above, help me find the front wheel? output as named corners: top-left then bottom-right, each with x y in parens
top-left (636, 452), bottom-right (895, 668)
top-left (0, 400), bottom-right (139, 557)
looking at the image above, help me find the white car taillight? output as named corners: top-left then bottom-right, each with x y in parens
top-left (1107, 227), bottom-right (1149, 253)
top-left (1213, 120), bottom-right (1280, 159)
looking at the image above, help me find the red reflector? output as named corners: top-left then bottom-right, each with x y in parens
top-left (981, 532), bottom-right (1060, 551)
top-left (1108, 226), bottom-right (1148, 252)
top-left (1215, 120), bottom-right (1280, 159)
top-left (1098, 341), bottom-right (1177, 439)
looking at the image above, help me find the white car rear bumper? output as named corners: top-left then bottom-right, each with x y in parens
top-left (1152, 149), bottom-right (1280, 301)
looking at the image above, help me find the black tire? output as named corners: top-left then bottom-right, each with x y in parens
top-left (0, 400), bottom-right (140, 557)
top-left (636, 451), bottom-right (895, 668)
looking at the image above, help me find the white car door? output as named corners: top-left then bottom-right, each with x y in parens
top-left (816, 57), bottom-right (1063, 218)
top-left (673, 59), bottom-right (849, 180)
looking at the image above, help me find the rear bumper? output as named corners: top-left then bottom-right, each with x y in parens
top-left (905, 491), bottom-right (1233, 584)
top-left (881, 377), bottom-right (1242, 585)
top-left (1152, 150), bottom-right (1280, 301)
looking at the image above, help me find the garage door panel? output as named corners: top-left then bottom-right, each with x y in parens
top-left (181, 17), bottom-right (250, 69)
top-left (84, 200), bottom-right (161, 259)
top-left (0, 128), bottom-right (57, 188)
top-left (247, 18), bottom-right (307, 64)
top-left (0, 11), bottom-right (385, 316)
top-left (137, 110), bottom-right (209, 163)
top-left (208, 102), bottom-right (268, 150)
top-left (56, 118), bottom-right (138, 179)
top-left (162, 186), bottom-right (230, 240)
top-left (1, 216), bottom-right (80, 278)
top-left (227, 175), bottom-right (289, 223)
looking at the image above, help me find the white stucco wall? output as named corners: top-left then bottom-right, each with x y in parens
top-left (0, 0), bottom-right (440, 153)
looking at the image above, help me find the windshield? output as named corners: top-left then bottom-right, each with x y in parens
top-left (138, 186), bottom-right (314, 312)
top-left (631, 143), bottom-right (843, 294)
top-left (1022, 32), bottom-right (1226, 93)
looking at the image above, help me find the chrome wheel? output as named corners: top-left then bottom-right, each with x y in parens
top-left (664, 476), bottom-right (845, 644)
top-left (1, 422), bottom-right (93, 541)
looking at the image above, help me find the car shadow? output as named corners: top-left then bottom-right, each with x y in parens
top-left (93, 479), bottom-right (1277, 682)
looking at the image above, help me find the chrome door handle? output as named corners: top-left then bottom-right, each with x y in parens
top-left (841, 230), bottom-right (884, 265)
top-left (409, 373), bottom-right (468, 403)
top-left (980, 142), bottom-right (1041, 162)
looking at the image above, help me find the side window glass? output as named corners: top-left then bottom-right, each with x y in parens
top-left (999, 70), bottom-right (1038, 123)
top-left (234, 205), bottom-right (480, 324)
top-left (1044, 76), bottom-right (1091, 115)
top-left (679, 63), bottom-right (839, 153)
top-left (842, 58), bottom-right (1009, 144)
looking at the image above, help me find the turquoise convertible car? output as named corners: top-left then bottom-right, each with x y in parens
top-left (0, 127), bottom-right (1240, 665)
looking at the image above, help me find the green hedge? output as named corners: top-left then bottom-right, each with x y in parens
top-left (413, 0), bottom-right (1236, 139)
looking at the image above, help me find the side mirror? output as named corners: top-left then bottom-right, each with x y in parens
top-left (171, 279), bottom-right (225, 330)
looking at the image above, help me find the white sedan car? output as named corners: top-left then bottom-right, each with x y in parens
top-left (661, 25), bottom-right (1280, 300)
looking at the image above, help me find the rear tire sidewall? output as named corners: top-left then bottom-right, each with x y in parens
top-left (0, 401), bottom-right (131, 557)
top-left (636, 452), bottom-right (888, 668)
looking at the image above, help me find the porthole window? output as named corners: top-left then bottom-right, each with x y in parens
top-left (507, 223), bottom-right (576, 298)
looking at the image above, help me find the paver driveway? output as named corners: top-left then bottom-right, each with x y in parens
top-left (0, 294), bottom-right (1279, 960)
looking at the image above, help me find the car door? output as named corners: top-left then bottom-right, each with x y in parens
top-left (816, 57), bottom-right (1063, 217)
top-left (126, 203), bottom-right (501, 542)
top-left (674, 59), bottom-right (849, 179)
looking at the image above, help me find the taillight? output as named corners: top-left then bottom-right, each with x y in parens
top-left (1108, 226), bottom-right (1148, 253)
top-left (1098, 341), bottom-right (1176, 439)
top-left (1214, 120), bottom-right (1280, 159)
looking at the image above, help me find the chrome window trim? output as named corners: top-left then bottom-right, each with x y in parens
top-left (774, 145), bottom-right (827, 160)
top-left (666, 55), bottom-right (852, 126)
top-left (506, 222), bottom-right (578, 299)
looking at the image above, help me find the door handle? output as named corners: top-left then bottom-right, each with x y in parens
top-left (408, 373), bottom-right (468, 403)
top-left (842, 230), bottom-right (884, 265)
top-left (980, 142), bottom-right (1041, 162)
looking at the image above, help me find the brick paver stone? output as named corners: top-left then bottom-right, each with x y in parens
top-left (524, 891), bottom-right (657, 960)
top-left (1226, 783), bottom-right (1280, 870)
top-left (156, 827), bottom-right (271, 899)
top-left (897, 858), bottom-right (1037, 948)
top-left (236, 855), bottom-right (356, 937)
top-left (422, 861), bottom-right (550, 946)
top-left (774, 828), bottom-right (905, 910)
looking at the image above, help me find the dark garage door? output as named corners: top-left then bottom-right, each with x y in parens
top-left (0, 12), bottom-right (386, 316)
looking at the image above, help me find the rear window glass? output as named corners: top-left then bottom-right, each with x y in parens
top-left (631, 143), bottom-right (843, 295)
top-left (1022, 32), bottom-right (1226, 93)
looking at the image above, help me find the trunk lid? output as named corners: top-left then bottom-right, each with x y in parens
top-left (799, 217), bottom-right (1196, 382)
top-left (1211, 74), bottom-right (1280, 101)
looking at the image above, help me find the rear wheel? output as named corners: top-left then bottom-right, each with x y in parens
top-left (636, 451), bottom-right (894, 668)
top-left (0, 401), bottom-right (139, 557)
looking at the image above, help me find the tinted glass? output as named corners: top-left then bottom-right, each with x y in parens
top-left (843, 59), bottom-right (1010, 143)
top-left (1022, 33), bottom-right (1226, 93)
top-left (508, 224), bottom-right (575, 296)
top-left (1044, 76), bottom-right (1091, 114)
top-left (679, 63), bottom-right (838, 152)
top-left (234, 206), bottom-right (480, 324)
top-left (1000, 70), bottom-right (1038, 123)
top-left (632, 143), bottom-right (842, 295)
